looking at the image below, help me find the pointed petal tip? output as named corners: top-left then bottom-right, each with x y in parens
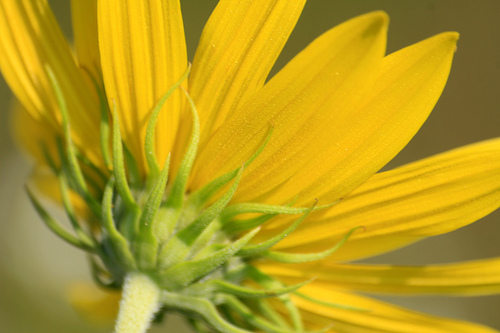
top-left (369, 10), bottom-right (390, 24)
top-left (444, 31), bottom-right (460, 41)
top-left (428, 32), bottom-right (460, 55)
top-left (351, 11), bottom-right (389, 44)
top-left (435, 31), bottom-right (460, 46)
top-left (364, 10), bottom-right (389, 32)
top-left (447, 32), bottom-right (460, 51)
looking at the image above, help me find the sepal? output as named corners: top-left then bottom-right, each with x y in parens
top-left (101, 178), bottom-right (136, 271)
top-left (262, 226), bottom-right (362, 263)
top-left (26, 186), bottom-right (95, 252)
top-left (210, 278), bottom-right (311, 299)
top-left (220, 294), bottom-right (291, 333)
top-left (161, 292), bottom-right (252, 333)
top-left (111, 105), bottom-right (137, 209)
top-left (145, 65), bottom-right (191, 178)
top-left (237, 203), bottom-right (316, 257)
top-left (188, 126), bottom-right (273, 209)
top-left (165, 87), bottom-right (200, 211)
top-left (221, 199), bottom-right (339, 225)
top-left (159, 228), bottom-right (260, 290)
top-left (134, 155), bottom-right (171, 270)
top-left (158, 166), bottom-right (244, 268)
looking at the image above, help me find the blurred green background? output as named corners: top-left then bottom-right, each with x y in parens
top-left (1, 0), bottom-right (499, 332)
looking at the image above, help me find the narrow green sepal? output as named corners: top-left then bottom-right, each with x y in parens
top-left (75, 151), bottom-right (108, 186)
top-left (237, 202), bottom-right (316, 256)
top-left (210, 278), bottom-right (310, 299)
top-left (101, 178), bottom-right (137, 271)
top-left (245, 124), bottom-right (274, 167)
top-left (223, 213), bottom-right (277, 234)
top-left (166, 88), bottom-right (200, 211)
top-left (160, 228), bottom-right (260, 290)
top-left (218, 304), bottom-right (252, 331)
top-left (283, 294), bottom-right (303, 332)
top-left (182, 165), bottom-right (243, 240)
top-left (158, 167), bottom-right (243, 268)
top-left (117, 202), bottom-right (141, 244)
top-left (255, 299), bottom-right (292, 331)
top-left (45, 66), bottom-right (87, 195)
top-left (58, 174), bottom-right (95, 247)
top-left (221, 199), bottom-right (337, 222)
top-left (293, 291), bottom-right (367, 312)
top-left (145, 65), bottom-right (191, 178)
top-left (112, 104), bottom-right (137, 209)
top-left (123, 145), bottom-right (142, 190)
top-left (262, 226), bottom-right (362, 264)
top-left (188, 126), bottom-right (273, 208)
top-left (161, 292), bottom-right (252, 333)
top-left (89, 255), bottom-right (120, 289)
top-left (134, 155), bottom-right (171, 270)
top-left (221, 295), bottom-right (290, 333)
top-left (239, 266), bottom-right (304, 331)
top-left (189, 241), bottom-right (226, 262)
top-left (186, 318), bottom-right (212, 333)
top-left (98, 86), bottom-right (112, 170)
top-left (26, 186), bottom-right (94, 252)
top-left (47, 66), bottom-right (102, 218)
top-left (40, 141), bottom-right (60, 174)
top-left (79, 65), bottom-right (112, 170)
top-left (54, 139), bottom-right (101, 217)
top-left (187, 168), bottom-right (239, 210)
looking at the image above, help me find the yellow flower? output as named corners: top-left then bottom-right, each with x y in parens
top-left (1, 0), bottom-right (500, 332)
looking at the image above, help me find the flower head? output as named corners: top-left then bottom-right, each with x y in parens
top-left (2, 0), bottom-right (500, 332)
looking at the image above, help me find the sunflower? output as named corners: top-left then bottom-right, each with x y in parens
top-left (1, 0), bottom-right (500, 332)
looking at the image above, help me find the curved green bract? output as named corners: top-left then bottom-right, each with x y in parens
top-left (158, 167), bottom-right (244, 268)
top-left (134, 155), bottom-right (171, 270)
top-left (211, 278), bottom-right (311, 299)
top-left (159, 228), bottom-right (260, 290)
top-left (144, 65), bottom-right (191, 179)
top-left (112, 105), bottom-right (137, 209)
top-left (166, 87), bottom-right (200, 211)
top-left (161, 292), bottom-right (252, 333)
top-left (26, 186), bottom-right (94, 252)
top-left (293, 291), bottom-right (367, 312)
top-left (58, 174), bottom-right (95, 247)
top-left (101, 178), bottom-right (136, 271)
top-left (221, 294), bottom-right (291, 333)
top-left (237, 203), bottom-right (316, 256)
top-left (262, 226), bottom-right (363, 263)
top-left (188, 126), bottom-right (273, 209)
top-left (221, 199), bottom-right (338, 223)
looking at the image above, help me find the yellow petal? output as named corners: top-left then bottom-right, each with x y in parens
top-left (258, 257), bottom-right (500, 296)
top-left (281, 285), bottom-right (499, 333)
top-left (0, 0), bottom-right (101, 163)
top-left (292, 32), bottom-right (459, 205)
top-left (11, 100), bottom-right (58, 166)
top-left (187, 0), bottom-right (306, 150)
top-left (67, 281), bottom-right (120, 325)
top-left (192, 12), bottom-right (388, 200)
top-left (98, 0), bottom-right (188, 173)
top-left (259, 138), bottom-right (500, 261)
top-left (71, 0), bottom-right (101, 78)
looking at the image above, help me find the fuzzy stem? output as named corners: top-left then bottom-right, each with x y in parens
top-left (115, 273), bottom-right (161, 333)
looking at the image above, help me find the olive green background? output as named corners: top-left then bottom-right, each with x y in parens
top-left (1, 1), bottom-right (499, 332)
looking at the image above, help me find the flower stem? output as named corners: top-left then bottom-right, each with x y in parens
top-left (114, 273), bottom-right (161, 333)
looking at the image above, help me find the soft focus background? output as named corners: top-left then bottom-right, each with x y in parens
top-left (1, 0), bottom-right (499, 332)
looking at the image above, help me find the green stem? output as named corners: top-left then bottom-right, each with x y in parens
top-left (115, 273), bottom-right (161, 333)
